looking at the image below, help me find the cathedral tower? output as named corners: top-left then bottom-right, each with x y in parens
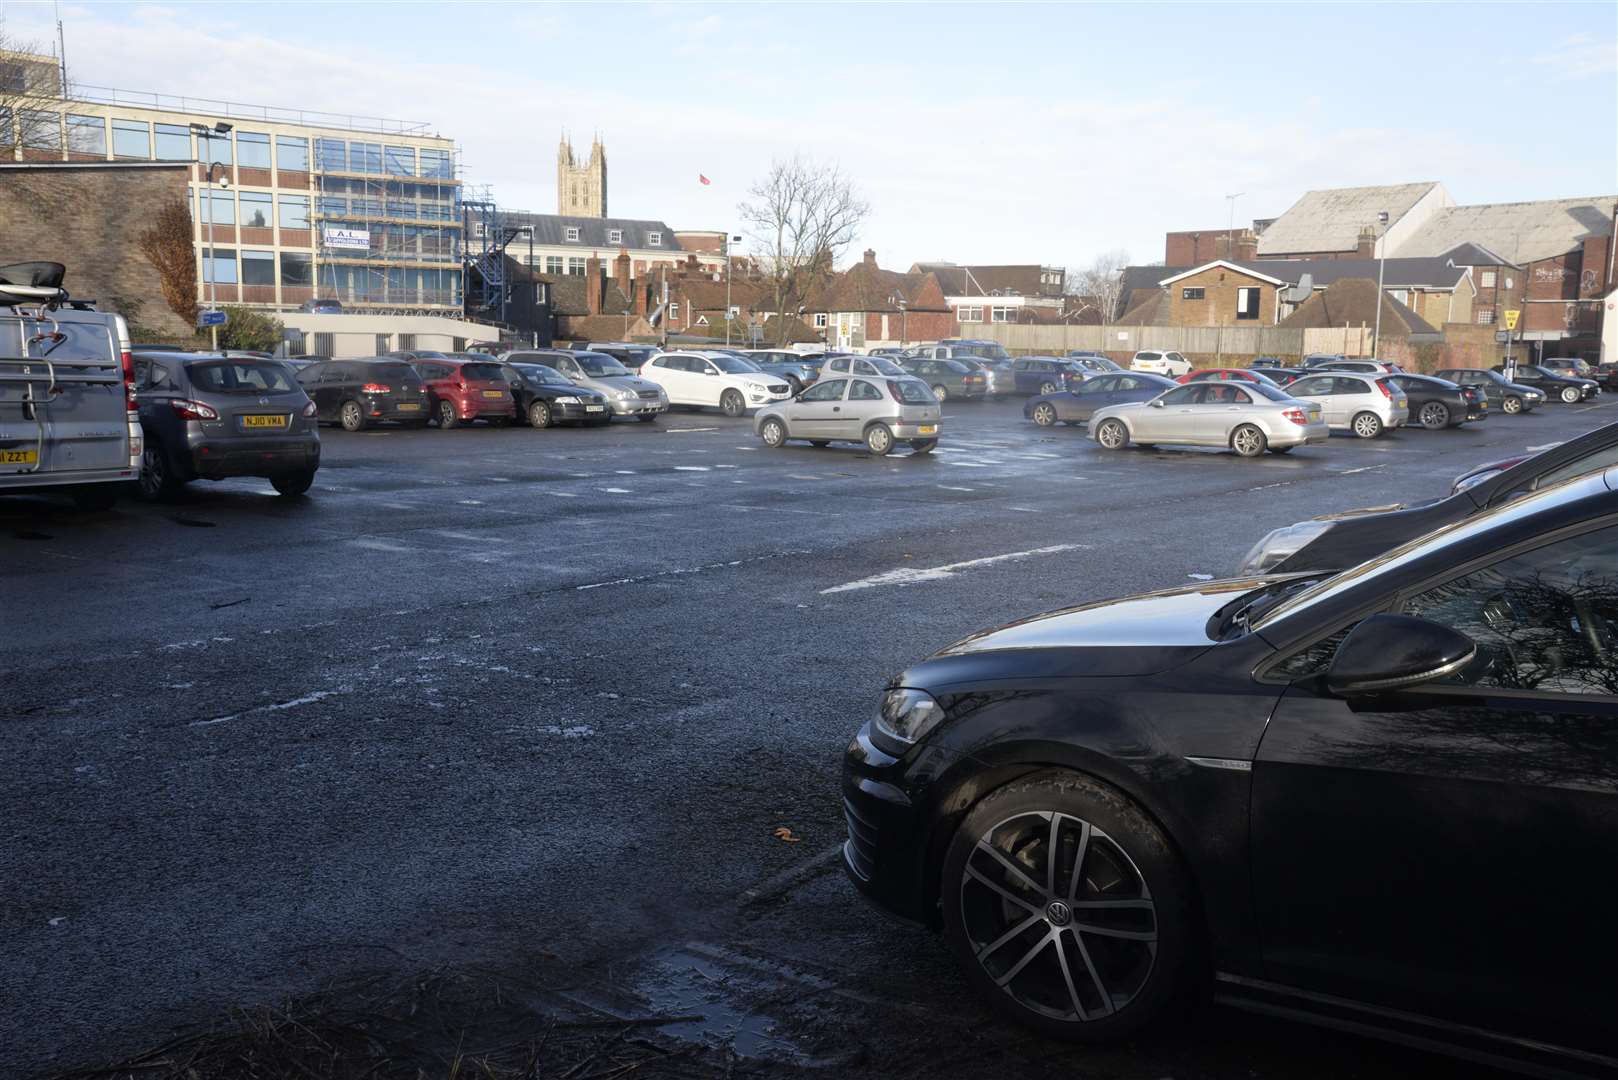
top-left (557, 135), bottom-right (607, 218)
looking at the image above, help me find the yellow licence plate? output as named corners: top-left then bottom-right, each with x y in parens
top-left (396, 402), bottom-right (422, 411)
top-left (242, 414), bottom-right (288, 429)
top-left (1, 448), bottom-right (39, 465)
top-left (482, 390), bottom-right (505, 399)
top-left (918, 424), bottom-right (938, 435)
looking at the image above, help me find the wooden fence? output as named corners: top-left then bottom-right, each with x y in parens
top-left (959, 323), bottom-right (1375, 361)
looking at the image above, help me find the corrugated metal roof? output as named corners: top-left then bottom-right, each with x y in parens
top-left (1392, 197), bottom-right (1617, 265)
top-left (1256, 183), bottom-right (1442, 256)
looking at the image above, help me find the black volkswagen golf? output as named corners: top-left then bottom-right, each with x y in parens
top-left (843, 468), bottom-right (1618, 1074)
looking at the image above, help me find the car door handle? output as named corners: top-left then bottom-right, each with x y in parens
top-left (832, 406), bottom-right (840, 412)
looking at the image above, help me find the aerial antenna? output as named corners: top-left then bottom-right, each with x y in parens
top-left (54, 0), bottom-right (68, 97)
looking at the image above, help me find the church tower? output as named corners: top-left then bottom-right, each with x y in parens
top-left (557, 135), bottom-right (607, 218)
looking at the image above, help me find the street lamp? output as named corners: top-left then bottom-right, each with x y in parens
top-left (1371, 209), bottom-right (1389, 358)
top-left (724, 233), bottom-right (742, 346)
top-left (190, 121), bottom-right (233, 349)
top-left (897, 297), bottom-right (908, 346)
top-left (1224, 192), bottom-right (1244, 259)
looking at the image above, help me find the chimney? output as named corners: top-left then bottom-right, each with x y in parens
top-left (863, 249), bottom-right (877, 269)
top-left (614, 248), bottom-right (632, 306)
top-left (586, 255), bottom-right (602, 315)
top-left (1235, 229), bottom-right (1257, 261)
top-left (1356, 226), bottom-right (1377, 258)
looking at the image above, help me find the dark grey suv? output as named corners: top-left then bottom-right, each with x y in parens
top-left (134, 353), bottom-right (320, 498)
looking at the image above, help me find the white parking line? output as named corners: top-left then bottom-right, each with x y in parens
top-left (601, 487), bottom-right (632, 494)
top-left (947, 460), bottom-right (990, 468)
top-left (1337, 465), bottom-right (1386, 475)
top-left (674, 466), bottom-right (711, 471)
top-left (938, 485), bottom-right (975, 492)
top-left (821, 543), bottom-right (1088, 594)
top-left (668, 427), bottom-right (719, 433)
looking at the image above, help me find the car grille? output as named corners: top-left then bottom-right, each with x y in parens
top-left (637, 389), bottom-right (661, 399)
top-left (768, 384), bottom-right (789, 394)
top-left (843, 796), bottom-right (878, 881)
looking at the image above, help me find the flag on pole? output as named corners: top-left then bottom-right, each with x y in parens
top-left (699, 174), bottom-right (711, 185)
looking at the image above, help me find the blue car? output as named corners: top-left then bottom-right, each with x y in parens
top-left (1010, 356), bottom-right (1090, 395)
top-left (731, 349), bottom-right (823, 392)
top-left (1023, 371), bottom-right (1178, 426)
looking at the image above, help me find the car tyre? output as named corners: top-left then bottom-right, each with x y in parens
top-left (437, 400), bottom-right (459, 430)
top-left (137, 442), bottom-right (182, 501)
top-left (271, 469), bottom-right (316, 497)
top-left (785, 375), bottom-right (803, 395)
top-left (529, 401), bottom-right (553, 429)
top-left (1230, 423), bottom-right (1267, 457)
top-left (932, 384), bottom-right (949, 403)
top-left (1561, 386), bottom-right (1581, 404)
top-left (721, 389), bottom-right (747, 417)
top-left (1418, 402), bottom-right (1451, 429)
top-left (940, 771), bottom-right (1196, 1043)
top-left (1503, 395), bottom-right (1523, 414)
top-left (759, 417), bottom-right (787, 448)
top-left (910, 438), bottom-right (938, 453)
top-left (1351, 411), bottom-right (1383, 439)
top-left (1040, 381), bottom-right (1059, 395)
top-left (1032, 403), bottom-right (1058, 427)
top-left (865, 423), bottom-right (895, 456)
top-left (339, 400), bottom-right (366, 432)
top-left (1096, 418), bottom-right (1130, 451)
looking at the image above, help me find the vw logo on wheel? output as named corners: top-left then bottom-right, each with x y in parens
top-left (1045, 899), bottom-right (1073, 926)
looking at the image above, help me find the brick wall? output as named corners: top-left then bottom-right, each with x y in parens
top-left (1162, 265), bottom-right (1276, 326)
top-left (0, 163), bottom-right (194, 338)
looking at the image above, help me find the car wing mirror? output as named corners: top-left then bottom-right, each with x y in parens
top-left (1149, 399), bottom-right (1166, 407)
top-left (1325, 614), bottom-right (1476, 696)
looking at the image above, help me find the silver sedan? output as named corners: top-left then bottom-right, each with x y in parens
top-left (1090, 380), bottom-right (1329, 457)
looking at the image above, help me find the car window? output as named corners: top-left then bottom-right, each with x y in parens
top-left (1139, 352), bottom-right (1160, 361)
top-left (826, 357), bottom-right (850, 374)
top-left (515, 364), bottom-right (567, 384)
top-left (1087, 376), bottom-right (1117, 392)
top-left (1158, 385), bottom-right (1200, 405)
top-left (889, 378), bottom-right (934, 405)
top-left (1336, 377), bottom-right (1371, 395)
top-left (185, 360), bottom-right (297, 393)
top-left (1401, 524), bottom-right (1618, 696)
top-left (1527, 443), bottom-right (1618, 494)
top-left (849, 380), bottom-right (884, 401)
top-left (574, 353), bottom-right (630, 377)
top-left (712, 355), bottom-right (763, 374)
top-left (798, 378), bottom-right (846, 402)
top-left (1289, 376), bottom-right (1332, 396)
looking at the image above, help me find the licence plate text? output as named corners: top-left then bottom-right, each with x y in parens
top-left (918, 424), bottom-right (938, 435)
top-left (482, 390), bottom-right (505, 399)
top-left (396, 403), bottom-right (422, 411)
top-left (241, 415), bottom-right (288, 429)
top-left (1, 448), bottom-right (39, 465)
top-left (585, 405), bottom-right (605, 412)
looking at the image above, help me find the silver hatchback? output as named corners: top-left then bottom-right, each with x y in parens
top-left (1282, 371), bottom-right (1409, 438)
top-left (754, 374), bottom-right (940, 455)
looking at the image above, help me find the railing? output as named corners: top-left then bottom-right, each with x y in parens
top-left (69, 85), bottom-right (434, 136)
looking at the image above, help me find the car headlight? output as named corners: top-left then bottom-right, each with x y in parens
top-left (876, 688), bottom-right (945, 745)
top-left (554, 395), bottom-right (579, 404)
top-left (1236, 519), bottom-right (1335, 576)
top-left (617, 388), bottom-right (637, 400)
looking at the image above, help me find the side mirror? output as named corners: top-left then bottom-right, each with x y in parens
top-left (1149, 399), bottom-right (1166, 408)
top-left (1325, 614), bottom-right (1476, 696)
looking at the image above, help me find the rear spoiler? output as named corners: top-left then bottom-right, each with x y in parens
top-left (0, 261), bottom-right (70, 308)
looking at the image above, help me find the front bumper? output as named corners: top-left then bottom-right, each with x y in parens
top-left (552, 401), bottom-right (611, 422)
top-left (187, 436), bottom-right (320, 479)
top-left (609, 397), bottom-right (668, 416)
top-left (842, 724), bottom-right (932, 925)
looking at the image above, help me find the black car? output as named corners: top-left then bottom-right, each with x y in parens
top-left (1248, 364), bottom-right (1304, 387)
top-left (1385, 373), bottom-right (1487, 429)
top-left (498, 361), bottom-right (612, 427)
top-left (295, 358), bottom-right (431, 430)
top-left (1241, 419), bottom-right (1618, 574)
top-left (1023, 372), bottom-right (1177, 426)
top-left (1011, 356), bottom-right (1088, 395)
top-left (1433, 366), bottom-right (1544, 413)
top-left (1495, 363), bottom-right (1598, 403)
top-left (843, 467), bottom-right (1618, 1073)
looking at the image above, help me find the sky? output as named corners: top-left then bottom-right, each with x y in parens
top-left (3, 0), bottom-right (1615, 272)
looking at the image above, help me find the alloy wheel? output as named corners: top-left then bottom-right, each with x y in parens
top-left (1041, 382), bottom-right (1059, 395)
top-left (139, 447), bottom-right (167, 499)
top-left (1352, 412), bottom-right (1382, 438)
top-left (1562, 386), bottom-right (1581, 404)
top-left (1419, 402), bottom-right (1449, 429)
top-left (959, 810), bottom-right (1157, 1023)
top-left (761, 419), bottom-right (785, 447)
top-left (1033, 404), bottom-right (1056, 426)
top-left (1097, 420), bottom-right (1127, 449)
top-left (933, 385), bottom-right (949, 402)
top-left (530, 401), bottom-right (552, 428)
top-left (722, 390), bottom-right (746, 417)
top-left (1231, 424), bottom-right (1265, 456)
top-left (1503, 395), bottom-right (1522, 414)
top-left (439, 401), bottom-right (458, 429)
top-left (867, 424), bottom-right (893, 455)
top-left (340, 401), bottom-right (364, 432)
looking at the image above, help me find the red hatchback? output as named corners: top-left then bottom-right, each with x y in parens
top-left (1176, 367), bottom-right (1282, 388)
top-left (411, 356), bottom-right (516, 429)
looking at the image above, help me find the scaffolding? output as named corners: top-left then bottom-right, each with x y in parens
top-left (461, 187), bottom-right (527, 325)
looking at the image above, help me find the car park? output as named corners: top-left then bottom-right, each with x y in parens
top-left (755, 372), bottom-right (940, 455)
top-left (1433, 366), bottom-right (1543, 413)
top-left (1091, 380), bottom-right (1327, 456)
top-left (586, 342), bottom-right (658, 373)
top-left (1010, 356), bottom-right (1088, 395)
top-left (498, 361), bottom-right (612, 428)
top-left (1280, 371), bottom-right (1409, 438)
top-left (1239, 419), bottom-right (1618, 574)
top-left (639, 350), bottom-right (792, 416)
top-left (842, 465), bottom-right (1618, 1075)
top-left (1128, 349), bottom-right (1192, 377)
top-left (899, 357), bottom-right (988, 401)
top-left (517, 349), bottom-right (669, 421)
top-left (1385, 372), bottom-right (1487, 429)
top-left (867, 346), bottom-right (908, 359)
top-left (1024, 372), bottom-right (1176, 427)
top-left (134, 353), bottom-right (320, 498)
top-left (0, 261), bottom-right (141, 510)
top-left (296, 358), bottom-right (432, 431)
top-left (903, 341), bottom-right (1011, 394)
top-left (409, 356), bottom-right (516, 429)
top-left (1496, 363), bottom-right (1599, 403)
top-left (731, 349), bottom-right (823, 392)
top-left (1175, 367), bottom-right (1281, 388)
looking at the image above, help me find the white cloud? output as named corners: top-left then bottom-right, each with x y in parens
top-left (1529, 33), bottom-right (1618, 79)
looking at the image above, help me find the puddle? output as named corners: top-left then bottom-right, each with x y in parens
top-left (170, 516), bottom-right (217, 528)
top-left (629, 947), bottom-right (816, 1063)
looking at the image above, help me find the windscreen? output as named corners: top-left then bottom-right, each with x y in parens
top-left (862, 356), bottom-right (904, 375)
top-left (574, 353), bottom-right (630, 377)
top-left (1250, 383), bottom-right (1293, 402)
top-left (515, 363), bottom-right (567, 384)
top-left (459, 362), bottom-right (504, 382)
top-left (186, 360), bottom-right (297, 393)
top-left (890, 378), bottom-right (934, 404)
top-left (368, 362), bottom-right (422, 385)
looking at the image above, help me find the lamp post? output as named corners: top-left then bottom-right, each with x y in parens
top-left (1371, 209), bottom-right (1389, 358)
top-left (898, 297), bottom-right (908, 346)
top-left (723, 232), bottom-right (741, 346)
top-left (190, 121), bottom-right (233, 349)
top-left (1224, 192), bottom-right (1244, 259)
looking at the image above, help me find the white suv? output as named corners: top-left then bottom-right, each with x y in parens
top-left (1130, 349), bottom-right (1192, 377)
top-left (640, 351), bottom-right (793, 417)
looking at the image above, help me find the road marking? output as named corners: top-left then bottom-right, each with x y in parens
top-left (1188, 573), bottom-right (1214, 581)
top-left (615, 469), bottom-right (637, 474)
top-left (1008, 506), bottom-right (1040, 512)
top-left (486, 477), bottom-right (512, 483)
top-left (192, 689), bottom-right (344, 728)
top-left (668, 427), bottom-right (718, 433)
top-left (350, 538), bottom-right (413, 552)
top-left (544, 490), bottom-right (580, 497)
top-left (1338, 465), bottom-right (1386, 475)
top-left (674, 465), bottom-right (710, 471)
top-left (788, 474), bottom-right (821, 480)
top-left (821, 543), bottom-right (1087, 594)
top-left (458, 498), bottom-right (484, 506)
top-left (1525, 443), bottom-right (1561, 452)
top-left (575, 548), bottom-right (811, 591)
top-left (946, 460), bottom-right (989, 467)
top-left (938, 485), bottom-right (975, 492)
top-left (601, 487), bottom-right (632, 494)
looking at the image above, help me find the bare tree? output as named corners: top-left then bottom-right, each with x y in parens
top-left (1, 29), bottom-right (68, 159)
top-left (739, 156), bottom-right (869, 345)
top-left (1065, 249), bottom-right (1131, 324)
top-left (138, 197), bottom-right (199, 325)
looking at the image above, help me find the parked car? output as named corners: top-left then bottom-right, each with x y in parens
top-left (134, 352), bottom-right (320, 498)
top-left (1010, 356), bottom-right (1088, 395)
top-left (1496, 363), bottom-right (1599, 403)
top-left (1129, 349), bottom-right (1192, 377)
top-left (1312, 359), bottom-right (1403, 374)
top-left (1592, 360), bottom-right (1618, 390)
top-left (1433, 366), bottom-right (1543, 414)
top-left (586, 341), bottom-right (658, 373)
top-left (821, 354), bottom-right (907, 379)
top-left (1175, 367), bottom-right (1281, 388)
top-left (497, 361), bottom-right (611, 428)
top-left (0, 261), bottom-right (140, 509)
top-left (1541, 356), bottom-right (1596, 380)
top-left (843, 464), bottom-right (1618, 1075)
top-left (516, 349), bottom-right (668, 421)
top-left (731, 348), bottom-right (823, 391)
top-left (1249, 355), bottom-right (1294, 367)
top-left (1301, 352), bottom-right (1347, 367)
top-left (899, 357), bottom-right (988, 401)
top-left (298, 298), bottom-right (343, 314)
top-left (1024, 372), bottom-right (1177, 426)
top-left (1091, 380), bottom-right (1328, 457)
top-left (295, 357), bottom-right (431, 430)
top-left (1068, 355), bottom-right (1126, 377)
top-left (410, 355), bottom-right (517, 429)
top-left (1239, 419), bottom-right (1618, 574)
top-left (1280, 371), bottom-right (1409, 438)
top-left (867, 347), bottom-right (908, 359)
top-left (639, 350), bottom-right (792, 416)
top-left (754, 372), bottom-right (940, 455)
top-left (904, 340), bottom-right (1011, 393)
top-left (1385, 373), bottom-right (1487, 429)
top-left (1248, 365), bottom-right (1305, 387)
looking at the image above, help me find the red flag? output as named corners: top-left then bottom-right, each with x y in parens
top-left (699, 174), bottom-right (711, 185)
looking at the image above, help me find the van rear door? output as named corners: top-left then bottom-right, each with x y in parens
top-left (0, 311), bottom-right (131, 482)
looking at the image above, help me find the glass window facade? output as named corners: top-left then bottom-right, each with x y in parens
top-left (280, 251), bottom-right (313, 286)
top-left (315, 138), bottom-right (345, 171)
top-left (237, 131), bottom-right (271, 169)
top-left (350, 141), bottom-right (381, 173)
top-left (111, 119), bottom-right (149, 159)
top-left (201, 248), bottom-right (238, 284)
top-left (239, 191), bottom-right (273, 228)
top-left (420, 148), bottom-right (452, 178)
top-left (198, 189), bottom-right (235, 226)
top-left (200, 130), bottom-right (231, 167)
top-left (276, 135), bottom-right (309, 172)
top-left (241, 250), bottom-right (275, 285)
top-left (384, 145), bottom-right (414, 175)
top-left (278, 194), bottom-right (310, 230)
top-left (20, 109), bottom-right (60, 149)
top-left (154, 123), bottom-right (190, 160)
top-left (66, 114), bottom-right (106, 155)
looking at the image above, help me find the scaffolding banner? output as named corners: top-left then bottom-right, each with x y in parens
top-left (322, 227), bottom-right (370, 251)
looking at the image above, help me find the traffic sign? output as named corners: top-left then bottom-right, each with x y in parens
top-left (197, 309), bottom-right (227, 328)
top-left (1503, 309), bottom-right (1520, 330)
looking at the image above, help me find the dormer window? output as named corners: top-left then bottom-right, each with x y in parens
top-left (565, 226), bottom-right (580, 242)
top-left (648, 231), bottom-right (662, 247)
top-left (607, 228), bottom-right (623, 244)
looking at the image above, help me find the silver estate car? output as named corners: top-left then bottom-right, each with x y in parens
top-left (754, 373), bottom-right (940, 455)
top-left (525, 349), bottom-right (668, 421)
top-left (1090, 380), bottom-right (1328, 457)
top-left (1282, 371), bottom-right (1409, 438)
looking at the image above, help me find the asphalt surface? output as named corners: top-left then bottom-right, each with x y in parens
top-left (5, 393), bottom-right (1614, 1078)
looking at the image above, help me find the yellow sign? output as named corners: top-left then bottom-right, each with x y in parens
top-left (1503, 309), bottom-right (1520, 330)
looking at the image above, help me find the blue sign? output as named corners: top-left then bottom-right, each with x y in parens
top-left (197, 310), bottom-right (227, 327)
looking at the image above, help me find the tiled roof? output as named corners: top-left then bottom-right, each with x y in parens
top-left (1277, 277), bottom-right (1439, 336)
top-left (1392, 197), bottom-right (1617, 265)
top-left (500, 211), bottom-right (682, 251)
top-left (1256, 183), bottom-right (1443, 256)
top-left (912, 263), bottom-right (1052, 297)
